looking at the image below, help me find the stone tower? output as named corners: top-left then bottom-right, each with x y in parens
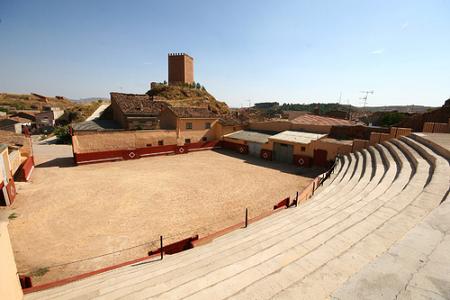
top-left (168, 53), bottom-right (194, 85)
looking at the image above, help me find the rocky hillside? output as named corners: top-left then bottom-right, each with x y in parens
top-left (0, 93), bottom-right (73, 110)
top-left (146, 84), bottom-right (230, 115)
top-left (0, 92), bottom-right (102, 122)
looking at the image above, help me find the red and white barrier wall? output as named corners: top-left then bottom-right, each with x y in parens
top-left (74, 141), bottom-right (222, 165)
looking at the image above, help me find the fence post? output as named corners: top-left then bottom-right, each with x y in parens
top-left (244, 208), bottom-right (248, 228)
top-left (160, 235), bottom-right (163, 260)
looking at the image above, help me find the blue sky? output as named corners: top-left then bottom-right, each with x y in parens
top-left (0, 0), bottom-right (449, 107)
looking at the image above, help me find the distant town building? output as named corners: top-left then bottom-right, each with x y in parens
top-left (35, 107), bottom-right (64, 131)
top-left (168, 53), bottom-right (194, 85)
top-left (110, 92), bottom-right (167, 130)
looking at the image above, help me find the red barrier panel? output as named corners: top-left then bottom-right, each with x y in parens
top-left (222, 141), bottom-right (248, 154)
top-left (74, 150), bottom-right (124, 164)
top-left (148, 235), bottom-right (199, 256)
top-left (6, 178), bottom-right (16, 205)
top-left (175, 145), bottom-right (188, 154)
top-left (273, 197), bottom-right (290, 210)
top-left (137, 145), bottom-right (177, 156)
top-left (19, 275), bottom-right (33, 289)
top-left (122, 150), bottom-right (140, 160)
top-left (293, 155), bottom-right (312, 167)
top-left (75, 141), bottom-right (221, 165)
top-left (260, 149), bottom-right (272, 160)
top-left (19, 156), bottom-right (35, 181)
top-left (187, 140), bottom-right (221, 151)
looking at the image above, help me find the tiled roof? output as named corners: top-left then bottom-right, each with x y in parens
top-left (9, 117), bottom-right (31, 123)
top-left (218, 118), bottom-right (242, 126)
top-left (167, 106), bottom-right (218, 118)
top-left (71, 120), bottom-right (123, 132)
top-left (110, 92), bottom-right (166, 115)
top-left (291, 114), bottom-right (355, 126)
top-left (0, 119), bottom-right (20, 128)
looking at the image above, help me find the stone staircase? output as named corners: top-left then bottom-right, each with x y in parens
top-left (25, 136), bottom-right (450, 299)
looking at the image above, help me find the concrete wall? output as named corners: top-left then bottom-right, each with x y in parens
top-left (73, 130), bottom-right (178, 153)
top-left (214, 124), bottom-right (245, 138)
top-left (8, 149), bottom-right (22, 176)
top-left (0, 134), bottom-right (32, 158)
top-left (159, 109), bottom-right (177, 130)
top-left (352, 139), bottom-right (370, 152)
top-left (249, 120), bottom-right (334, 134)
top-left (249, 121), bottom-right (291, 133)
top-left (110, 98), bottom-right (128, 129)
top-left (291, 123), bottom-right (332, 134)
top-left (1, 148), bottom-right (11, 180)
top-left (315, 140), bottom-right (353, 161)
top-left (0, 217), bottom-right (23, 300)
top-left (423, 122), bottom-right (449, 133)
top-left (177, 119), bottom-right (219, 144)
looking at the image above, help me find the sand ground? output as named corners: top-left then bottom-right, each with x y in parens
top-left (8, 142), bottom-right (322, 284)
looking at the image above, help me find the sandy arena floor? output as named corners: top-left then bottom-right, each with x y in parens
top-left (7, 142), bottom-right (322, 284)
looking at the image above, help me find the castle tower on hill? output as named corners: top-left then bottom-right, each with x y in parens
top-left (168, 53), bottom-right (194, 85)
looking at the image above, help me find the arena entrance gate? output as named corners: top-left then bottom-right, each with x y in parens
top-left (273, 142), bottom-right (294, 164)
top-left (247, 142), bottom-right (262, 157)
top-left (313, 149), bottom-right (328, 167)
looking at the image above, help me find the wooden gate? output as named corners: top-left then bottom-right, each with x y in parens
top-left (313, 149), bottom-right (328, 167)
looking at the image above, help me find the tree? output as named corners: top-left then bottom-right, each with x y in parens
top-left (163, 80), bottom-right (167, 85)
top-left (54, 126), bottom-right (72, 144)
top-left (196, 82), bottom-right (201, 89)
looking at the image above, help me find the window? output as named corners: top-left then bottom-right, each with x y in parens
top-left (146, 143), bottom-right (152, 147)
top-left (301, 146), bottom-right (306, 152)
top-left (185, 138), bottom-right (191, 144)
top-left (202, 137), bottom-right (207, 142)
top-left (186, 122), bottom-right (193, 130)
top-left (158, 140), bottom-right (164, 146)
top-left (205, 122), bottom-right (211, 129)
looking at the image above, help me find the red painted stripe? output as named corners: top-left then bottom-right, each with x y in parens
top-left (22, 254), bottom-right (161, 294)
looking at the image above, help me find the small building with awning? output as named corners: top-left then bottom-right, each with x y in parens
top-left (269, 131), bottom-right (327, 166)
top-left (222, 130), bottom-right (272, 157)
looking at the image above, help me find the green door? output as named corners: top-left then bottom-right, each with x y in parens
top-left (273, 142), bottom-right (294, 163)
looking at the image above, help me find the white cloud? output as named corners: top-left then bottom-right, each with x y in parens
top-left (401, 22), bottom-right (409, 30)
top-left (371, 48), bottom-right (385, 55)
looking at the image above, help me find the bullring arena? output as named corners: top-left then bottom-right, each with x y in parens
top-left (8, 141), bottom-right (323, 285)
top-left (15, 132), bottom-right (450, 300)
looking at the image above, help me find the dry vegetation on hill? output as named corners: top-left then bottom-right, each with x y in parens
top-left (0, 93), bottom-right (72, 110)
top-left (0, 92), bottom-right (103, 123)
top-left (146, 84), bottom-right (230, 115)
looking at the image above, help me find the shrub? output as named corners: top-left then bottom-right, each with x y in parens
top-left (54, 126), bottom-right (72, 144)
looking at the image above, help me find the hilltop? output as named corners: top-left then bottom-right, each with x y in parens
top-left (146, 84), bottom-right (230, 115)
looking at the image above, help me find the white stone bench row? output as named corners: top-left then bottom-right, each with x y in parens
top-left (332, 137), bottom-right (450, 300)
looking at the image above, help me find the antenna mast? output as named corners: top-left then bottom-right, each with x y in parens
top-left (360, 90), bottom-right (374, 108)
top-left (360, 90), bottom-right (374, 122)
